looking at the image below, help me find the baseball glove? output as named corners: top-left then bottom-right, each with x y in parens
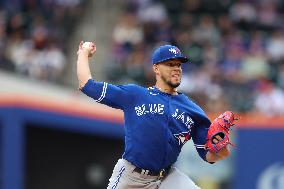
top-left (205, 111), bottom-right (239, 153)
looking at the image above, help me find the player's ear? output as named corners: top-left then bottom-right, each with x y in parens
top-left (153, 64), bottom-right (159, 75)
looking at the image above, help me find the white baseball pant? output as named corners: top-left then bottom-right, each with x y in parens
top-left (107, 159), bottom-right (201, 189)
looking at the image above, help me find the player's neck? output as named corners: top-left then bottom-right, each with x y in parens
top-left (155, 82), bottom-right (178, 95)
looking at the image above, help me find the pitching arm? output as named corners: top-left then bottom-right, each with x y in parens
top-left (76, 41), bottom-right (96, 89)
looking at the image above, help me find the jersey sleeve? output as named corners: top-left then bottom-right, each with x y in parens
top-left (191, 114), bottom-right (212, 163)
top-left (80, 79), bottom-right (135, 110)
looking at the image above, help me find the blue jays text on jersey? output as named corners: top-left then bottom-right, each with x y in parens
top-left (81, 79), bottom-right (211, 172)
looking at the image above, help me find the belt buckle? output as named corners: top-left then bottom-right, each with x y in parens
top-left (159, 169), bottom-right (165, 178)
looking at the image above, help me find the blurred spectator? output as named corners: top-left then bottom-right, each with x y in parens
top-left (257, 1), bottom-right (278, 28)
top-left (137, 0), bottom-right (168, 23)
top-left (125, 44), bottom-right (147, 84)
top-left (278, 65), bottom-right (284, 89)
top-left (240, 41), bottom-right (269, 82)
top-left (113, 12), bottom-right (143, 46)
top-left (40, 42), bottom-right (67, 81)
top-left (0, 11), bottom-right (13, 70)
top-left (254, 80), bottom-right (284, 116)
top-left (0, 0), bottom-right (85, 83)
top-left (220, 44), bottom-right (243, 82)
top-left (229, 1), bottom-right (257, 29)
top-left (266, 30), bottom-right (284, 61)
top-left (192, 15), bottom-right (220, 45)
top-left (8, 39), bottom-right (34, 76)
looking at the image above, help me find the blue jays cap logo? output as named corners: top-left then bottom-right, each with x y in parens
top-left (169, 48), bottom-right (179, 54)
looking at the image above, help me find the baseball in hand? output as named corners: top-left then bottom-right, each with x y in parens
top-left (82, 42), bottom-right (94, 50)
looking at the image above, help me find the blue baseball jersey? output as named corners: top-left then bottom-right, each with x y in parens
top-left (81, 79), bottom-right (211, 172)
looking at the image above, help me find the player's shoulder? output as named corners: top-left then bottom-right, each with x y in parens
top-left (187, 98), bottom-right (211, 126)
top-left (180, 93), bottom-right (196, 104)
top-left (182, 94), bottom-right (208, 116)
top-left (117, 83), bottom-right (147, 93)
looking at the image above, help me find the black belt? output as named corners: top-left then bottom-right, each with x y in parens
top-left (133, 166), bottom-right (171, 178)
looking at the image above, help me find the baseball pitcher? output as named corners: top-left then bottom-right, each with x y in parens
top-left (76, 41), bottom-right (238, 189)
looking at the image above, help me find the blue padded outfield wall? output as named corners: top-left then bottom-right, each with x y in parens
top-left (0, 104), bottom-right (125, 189)
top-left (234, 128), bottom-right (284, 189)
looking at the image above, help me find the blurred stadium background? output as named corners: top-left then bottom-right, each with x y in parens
top-left (0, 0), bottom-right (284, 189)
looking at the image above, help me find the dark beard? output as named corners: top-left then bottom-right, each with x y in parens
top-left (167, 80), bottom-right (180, 88)
top-left (161, 74), bottom-right (180, 88)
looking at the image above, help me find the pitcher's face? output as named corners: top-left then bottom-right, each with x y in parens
top-left (154, 59), bottom-right (182, 88)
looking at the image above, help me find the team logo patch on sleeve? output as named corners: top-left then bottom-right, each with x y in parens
top-left (174, 131), bottom-right (191, 146)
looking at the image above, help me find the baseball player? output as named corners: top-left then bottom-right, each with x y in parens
top-left (76, 41), bottom-right (236, 189)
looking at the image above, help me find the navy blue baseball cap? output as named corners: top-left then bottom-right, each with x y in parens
top-left (152, 45), bottom-right (189, 65)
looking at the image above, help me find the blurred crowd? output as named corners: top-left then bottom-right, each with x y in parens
top-left (107, 0), bottom-right (284, 115)
top-left (0, 0), bottom-right (85, 82)
top-left (1, 0), bottom-right (283, 115)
